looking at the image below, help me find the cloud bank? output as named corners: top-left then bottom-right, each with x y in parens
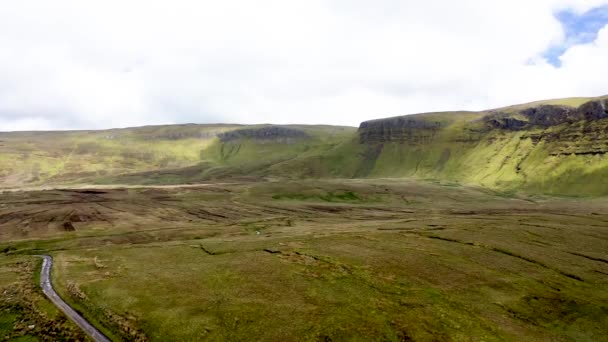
top-left (1, 0), bottom-right (607, 131)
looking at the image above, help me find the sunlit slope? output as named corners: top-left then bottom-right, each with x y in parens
top-left (108, 125), bottom-right (357, 184)
top-left (1, 95), bottom-right (607, 195)
top-left (0, 124), bottom-right (357, 187)
top-left (0, 124), bottom-right (242, 187)
top-left (334, 95), bottom-right (608, 196)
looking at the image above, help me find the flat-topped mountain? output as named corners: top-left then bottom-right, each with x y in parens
top-left (1, 95), bottom-right (607, 196)
top-left (349, 96), bottom-right (608, 195)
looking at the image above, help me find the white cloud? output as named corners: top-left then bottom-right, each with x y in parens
top-left (0, 0), bottom-right (607, 131)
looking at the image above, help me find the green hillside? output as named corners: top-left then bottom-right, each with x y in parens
top-left (271, 95), bottom-right (608, 196)
top-left (1, 95), bottom-right (607, 196)
top-left (0, 124), bottom-right (356, 187)
top-left (0, 124), bottom-right (241, 187)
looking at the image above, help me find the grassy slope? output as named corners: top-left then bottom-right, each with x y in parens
top-left (0, 124), bottom-right (357, 188)
top-left (0, 124), bottom-right (242, 188)
top-left (273, 96), bottom-right (608, 196)
top-left (493, 96), bottom-right (595, 112)
top-left (113, 95), bottom-right (607, 196)
top-left (1, 96), bottom-right (607, 196)
top-left (89, 125), bottom-right (358, 185)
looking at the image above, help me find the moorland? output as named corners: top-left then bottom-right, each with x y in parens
top-left (1, 95), bottom-right (608, 341)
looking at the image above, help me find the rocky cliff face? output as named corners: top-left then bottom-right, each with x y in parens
top-left (522, 119), bottom-right (608, 156)
top-left (358, 117), bottom-right (445, 144)
top-left (578, 99), bottom-right (608, 121)
top-left (489, 99), bottom-right (608, 156)
top-left (485, 99), bottom-right (608, 130)
top-left (218, 126), bottom-right (309, 143)
top-left (359, 98), bottom-right (608, 156)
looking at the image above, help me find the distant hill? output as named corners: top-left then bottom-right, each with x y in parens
top-left (1, 95), bottom-right (607, 196)
top-left (0, 124), bottom-right (356, 187)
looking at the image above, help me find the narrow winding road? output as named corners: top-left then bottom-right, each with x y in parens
top-left (39, 255), bottom-right (112, 342)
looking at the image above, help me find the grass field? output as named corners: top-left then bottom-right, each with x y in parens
top-left (1, 180), bottom-right (607, 341)
top-left (0, 254), bottom-right (87, 341)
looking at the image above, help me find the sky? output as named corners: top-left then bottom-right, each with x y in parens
top-left (1, 0), bottom-right (608, 131)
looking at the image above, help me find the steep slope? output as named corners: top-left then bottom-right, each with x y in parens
top-left (1, 95), bottom-right (607, 196)
top-left (344, 96), bottom-right (608, 195)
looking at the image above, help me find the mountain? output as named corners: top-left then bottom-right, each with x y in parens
top-left (1, 95), bottom-right (607, 196)
top-left (0, 124), bottom-right (356, 187)
top-left (335, 95), bottom-right (608, 196)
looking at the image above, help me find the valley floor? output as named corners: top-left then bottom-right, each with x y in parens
top-left (1, 180), bottom-right (607, 341)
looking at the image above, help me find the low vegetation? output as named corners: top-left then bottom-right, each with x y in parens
top-left (0, 255), bottom-right (86, 341)
top-left (1, 95), bottom-right (607, 340)
top-left (1, 180), bottom-right (607, 340)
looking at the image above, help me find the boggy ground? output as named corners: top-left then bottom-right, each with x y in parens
top-left (1, 180), bottom-right (607, 341)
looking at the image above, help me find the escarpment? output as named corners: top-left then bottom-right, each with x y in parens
top-left (358, 116), bottom-right (445, 144)
top-left (218, 126), bottom-right (309, 143)
top-left (357, 100), bottom-right (608, 155)
top-left (1, 94), bottom-right (606, 195)
top-left (485, 99), bottom-right (608, 130)
top-left (500, 99), bottom-right (608, 156)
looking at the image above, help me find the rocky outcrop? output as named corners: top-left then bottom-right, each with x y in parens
top-left (357, 99), bottom-right (608, 158)
top-left (484, 99), bottom-right (608, 156)
top-left (578, 100), bottom-right (608, 121)
top-left (218, 126), bottom-right (309, 143)
top-left (144, 131), bottom-right (221, 140)
top-left (521, 105), bottom-right (574, 127)
top-left (358, 117), bottom-right (444, 144)
top-left (486, 99), bottom-right (608, 131)
top-left (486, 117), bottom-right (528, 130)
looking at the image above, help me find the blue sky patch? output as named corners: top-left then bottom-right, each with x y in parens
top-left (544, 5), bottom-right (608, 67)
